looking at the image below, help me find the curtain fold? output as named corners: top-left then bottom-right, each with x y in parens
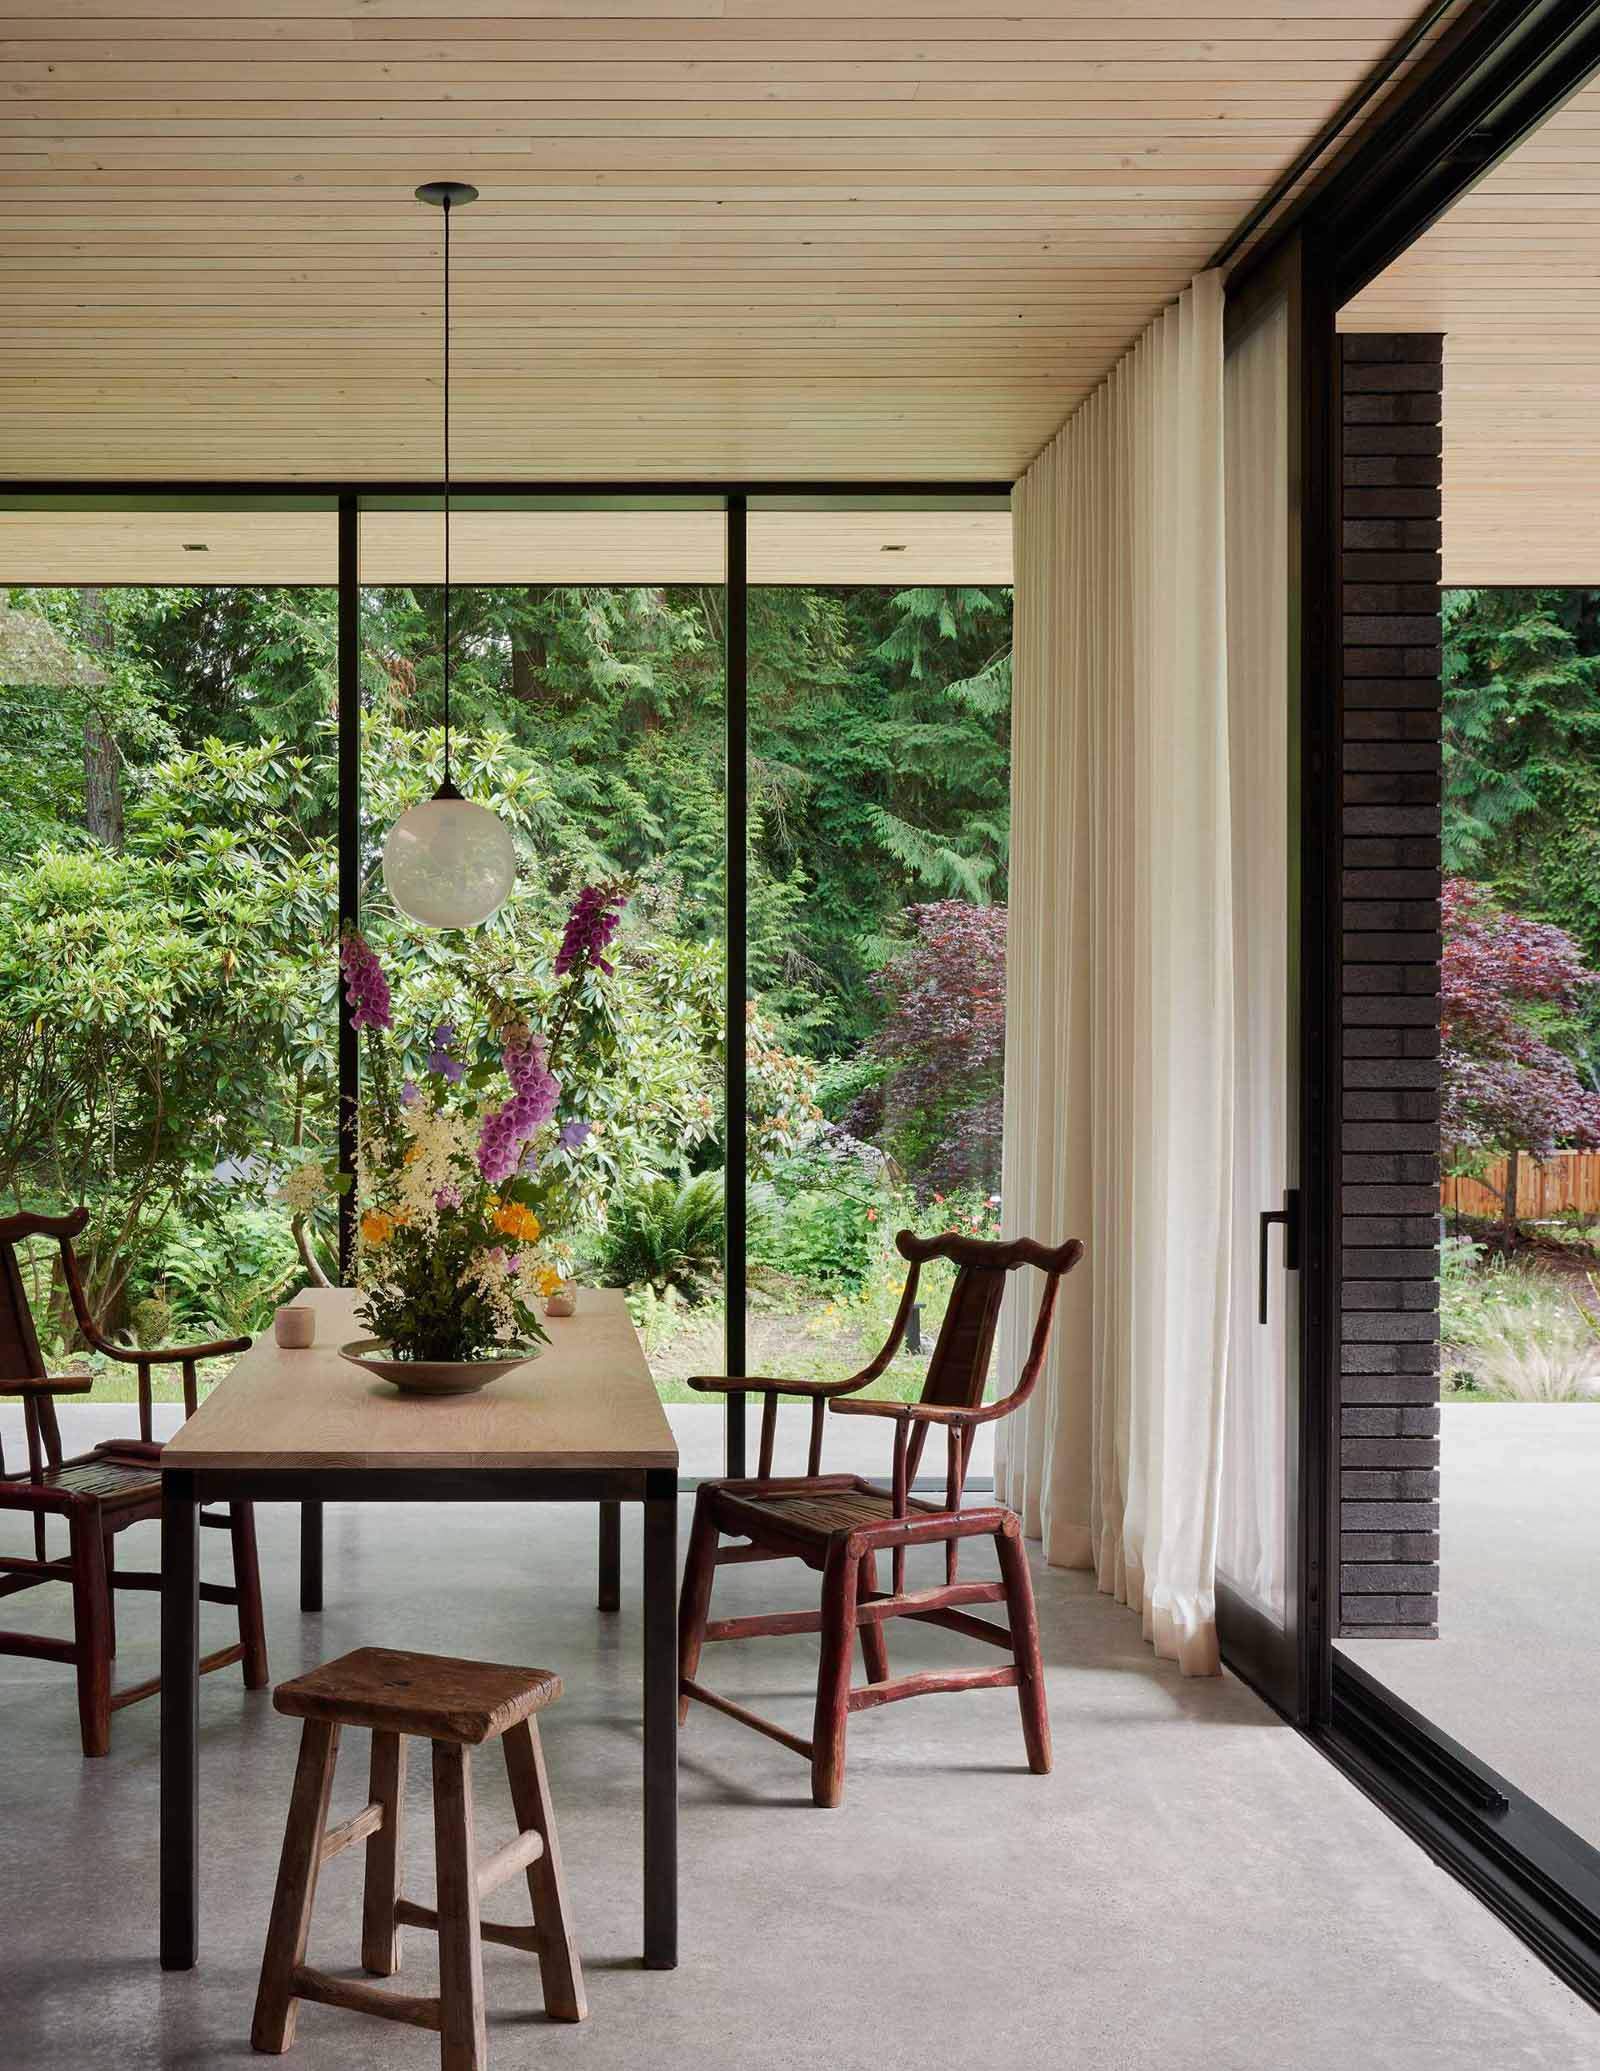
top-left (996, 271), bottom-right (1232, 1676)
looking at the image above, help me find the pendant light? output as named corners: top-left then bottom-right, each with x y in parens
top-left (382, 180), bottom-right (517, 931)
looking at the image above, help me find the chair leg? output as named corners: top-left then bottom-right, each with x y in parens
top-left (432, 1741), bottom-right (489, 2071)
top-left (252, 1720), bottom-right (342, 2053)
top-left (996, 1523), bottom-right (1052, 1776)
top-left (229, 1500), bottom-right (270, 1689)
top-left (361, 1730), bottom-right (407, 1976)
top-left (503, 1719), bottom-right (587, 2021)
top-left (103, 1526), bottom-right (117, 1659)
top-left (811, 1538), bottom-right (861, 1809)
top-left (68, 1508), bottom-right (112, 1758)
top-left (677, 1487), bottom-right (719, 1725)
top-left (858, 1550), bottom-right (889, 1685)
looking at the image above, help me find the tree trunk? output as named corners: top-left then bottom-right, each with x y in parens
top-left (1501, 1144), bottom-right (1521, 1243)
top-left (79, 587), bottom-right (123, 849)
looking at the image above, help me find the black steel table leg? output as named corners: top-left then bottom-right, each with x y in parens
top-left (641, 1470), bottom-right (678, 1969)
top-left (598, 1498), bottom-right (621, 1612)
top-left (300, 1498), bottom-right (323, 1612)
top-left (160, 1470), bottom-right (200, 1970)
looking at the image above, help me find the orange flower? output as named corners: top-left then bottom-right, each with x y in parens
top-left (493, 1202), bottom-right (542, 1244)
top-left (360, 1209), bottom-right (396, 1246)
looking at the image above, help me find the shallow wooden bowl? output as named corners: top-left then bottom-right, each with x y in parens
top-left (338, 1340), bottom-right (537, 1396)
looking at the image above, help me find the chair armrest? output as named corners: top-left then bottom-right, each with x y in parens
top-left (0, 1372), bottom-right (94, 1397)
top-left (828, 1397), bottom-right (976, 1427)
top-left (687, 1372), bottom-right (869, 1400)
top-left (93, 1333), bottom-right (250, 1367)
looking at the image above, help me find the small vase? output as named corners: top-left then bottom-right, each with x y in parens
top-left (544, 1282), bottom-right (578, 1319)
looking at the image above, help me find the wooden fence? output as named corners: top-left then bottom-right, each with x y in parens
top-left (1442, 1152), bottom-right (1600, 1222)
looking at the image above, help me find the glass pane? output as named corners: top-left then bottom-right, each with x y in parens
top-left (0, 505), bottom-right (340, 1414)
top-left (357, 505), bottom-right (724, 1427)
top-left (745, 509), bottom-right (1012, 1478)
top-left (1338, 581), bottom-right (1600, 1851)
top-left (1219, 300), bottom-right (1294, 1623)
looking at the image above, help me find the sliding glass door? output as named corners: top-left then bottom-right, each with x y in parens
top-left (1217, 237), bottom-right (1334, 1721)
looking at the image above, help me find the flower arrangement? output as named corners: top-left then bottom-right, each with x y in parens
top-left (285, 884), bottom-right (627, 1365)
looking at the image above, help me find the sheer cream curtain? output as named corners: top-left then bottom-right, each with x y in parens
top-left (996, 271), bottom-right (1235, 1676)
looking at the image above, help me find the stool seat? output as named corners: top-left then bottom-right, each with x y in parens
top-left (273, 1646), bottom-right (561, 1745)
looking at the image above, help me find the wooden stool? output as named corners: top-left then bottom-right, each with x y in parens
top-left (252, 1646), bottom-right (586, 2071)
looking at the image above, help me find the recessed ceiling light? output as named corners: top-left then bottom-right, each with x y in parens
top-left (182, 542), bottom-right (209, 552)
top-left (881, 543), bottom-right (907, 553)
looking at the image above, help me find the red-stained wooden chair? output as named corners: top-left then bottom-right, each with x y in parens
top-left (0, 1206), bottom-right (268, 1755)
top-left (678, 1229), bottom-right (1083, 1806)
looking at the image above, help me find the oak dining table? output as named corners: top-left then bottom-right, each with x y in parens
top-left (158, 1285), bottom-right (679, 1972)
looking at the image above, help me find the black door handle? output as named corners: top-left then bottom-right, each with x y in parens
top-left (1258, 1189), bottom-right (1301, 1324)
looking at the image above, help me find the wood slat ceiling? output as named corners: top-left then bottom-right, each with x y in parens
top-left (1341, 70), bottom-right (1600, 586)
top-left (0, 503), bottom-right (1013, 583)
top-left (4, 0), bottom-right (1444, 485)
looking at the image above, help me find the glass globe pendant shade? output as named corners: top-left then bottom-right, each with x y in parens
top-left (381, 782), bottom-right (516, 930)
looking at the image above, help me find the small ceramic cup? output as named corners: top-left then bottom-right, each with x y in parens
top-left (274, 1304), bottom-right (316, 1349)
top-left (544, 1284), bottom-right (578, 1319)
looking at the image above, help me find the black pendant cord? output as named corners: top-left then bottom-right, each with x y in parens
top-left (415, 179), bottom-right (476, 804)
top-left (441, 189), bottom-right (453, 792)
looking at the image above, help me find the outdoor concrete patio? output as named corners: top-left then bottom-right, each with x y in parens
top-left (1342, 1403), bottom-right (1600, 1854)
top-left (0, 1435), bottom-right (1591, 2069)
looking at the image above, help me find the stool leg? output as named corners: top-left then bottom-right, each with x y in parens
top-left (431, 1741), bottom-right (488, 2071)
top-left (253, 1720), bottom-right (341, 2053)
top-left (502, 1720), bottom-right (586, 2022)
top-left (362, 1730), bottom-right (407, 1976)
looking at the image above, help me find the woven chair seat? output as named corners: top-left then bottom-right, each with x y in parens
top-left (32, 1451), bottom-right (161, 1505)
top-left (719, 1477), bottom-right (940, 1545)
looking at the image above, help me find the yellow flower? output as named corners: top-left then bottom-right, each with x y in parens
top-left (493, 1202), bottom-right (542, 1244)
top-left (360, 1209), bottom-right (396, 1246)
top-left (535, 1265), bottom-right (564, 1298)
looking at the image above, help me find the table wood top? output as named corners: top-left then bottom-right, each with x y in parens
top-left (162, 1288), bottom-right (677, 1473)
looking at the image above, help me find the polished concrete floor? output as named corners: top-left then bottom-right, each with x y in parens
top-left (0, 1492), bottom-right (1594, 2071)
top-left (1343, 1403), bottom-right (1600, 1852)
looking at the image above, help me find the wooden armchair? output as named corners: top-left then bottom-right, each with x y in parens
top-left (679, 1229), bottom-right (1083, 1806)
top-left (0, 1206), bottom-right (268, 1755)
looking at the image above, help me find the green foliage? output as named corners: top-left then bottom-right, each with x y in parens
top-left (134, 1198), bottom-right (303, 1339)
top-left (1441, 1253), bottom-right (1600, 1402)
top-left (0, 573), bottom-right (1012, 1333)
top-left (1444, 588), bottom-right (1600, 969)
top-left (592, 1172), bottom-right (725, 1303)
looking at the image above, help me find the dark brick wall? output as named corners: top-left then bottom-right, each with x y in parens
top-left (1337, 332), bottom-right (1443, 1640)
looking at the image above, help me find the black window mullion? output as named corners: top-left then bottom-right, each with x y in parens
top-left (724, 493), bottom-right (748, 1476)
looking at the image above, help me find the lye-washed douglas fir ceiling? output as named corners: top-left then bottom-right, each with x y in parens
top-left (4, 0), bottom-right (1458, 483)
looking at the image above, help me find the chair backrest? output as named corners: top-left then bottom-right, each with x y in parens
top-left (896, 1229), bottom-right (1084, 1415)
top-left (0, 1206), bottom-right (92, 1478)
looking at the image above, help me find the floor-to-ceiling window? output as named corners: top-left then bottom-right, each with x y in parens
top-left (0, 491), bottom-right (1011, 1460)
top-left (0, 499), bottom-right (339, 1400)
top-left (740, 505), bottom-right (1012, 1474)
top-left (356, 497), bottom-right (727, 1406)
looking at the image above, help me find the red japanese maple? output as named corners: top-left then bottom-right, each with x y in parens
top-left (1440, 877), bottom-right (1600, 1166)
